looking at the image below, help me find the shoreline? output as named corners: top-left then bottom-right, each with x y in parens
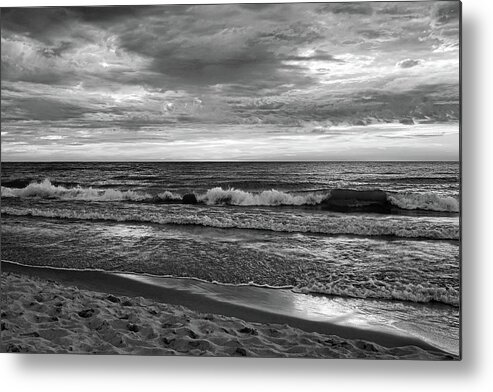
top-left (1, 261), bottom-right (457, 359)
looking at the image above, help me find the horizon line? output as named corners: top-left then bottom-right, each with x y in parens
top-left (1, 159), bottom-right (460, 163)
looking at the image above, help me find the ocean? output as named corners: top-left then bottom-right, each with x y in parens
top-left (0, 161), bottom-right (460, 354)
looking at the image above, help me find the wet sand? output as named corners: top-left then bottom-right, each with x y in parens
top-left (1, 262), bottom-right (457, 359)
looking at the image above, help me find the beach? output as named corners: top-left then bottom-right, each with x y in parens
top-left (1, 271), bottom-right (455, 359)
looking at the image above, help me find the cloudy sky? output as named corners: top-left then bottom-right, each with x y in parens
top-left (1, 1), bottom-right (460, 161)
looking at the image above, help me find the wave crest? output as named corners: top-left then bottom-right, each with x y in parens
top-left (199, 187), bottom-right (326, 206)
top-left (1, 179), bottom-right (459, 213)
top-left (1, 179), bottom-right (150, 201)
top-left (388, 193), bottom-right (459, 212)
top-left (1, 206), bottom-right (460, 240)
top-left (296, 279), bottom-right (459, 306)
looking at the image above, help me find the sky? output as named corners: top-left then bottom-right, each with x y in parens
top-left (1, 1), bottom-right (460, 161)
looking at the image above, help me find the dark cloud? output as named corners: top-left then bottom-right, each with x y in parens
top-left (1, 7), bottom-right (73, 44)
top-left (225, 82), bottom-right (459, 127)
top-left (320, 3), bottom-right (374, 15)
top-left (283, 50), bottom-right (344, 63)
top-left (6, 97), bottom-right (91, 121)
top-left (1, 61), bottom-right (65, 85)
top-left (377, 3), bottom-right (423, 16)
top-left (238, 4), bottom-right (280, 12)
top-left (378, 5), bottom-right (411, 16)
top-left (39, 41), bottom-right (73, 58)
top-left (396, 59), bottom-right (421, 68)
top-left (145, 49), bottom-right (314, 88)
top-left (434, 2), bottom-right (461, 25)
top-left (358, 29), bottom-right (388, 39)
top-left (256, 22), bottom-right (325, 44)
top-left (69, 5), bottom-right (143, 22)
top-left (111, 17), bottom-right (325, 88)
top-left (347, 84), bottom-right (459, 122)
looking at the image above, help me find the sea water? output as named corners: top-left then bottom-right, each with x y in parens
top-left (1, 161), bottom-right (460, 354)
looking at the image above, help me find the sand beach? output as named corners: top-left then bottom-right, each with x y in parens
top-left (1, 270), bottom-right (456, 359)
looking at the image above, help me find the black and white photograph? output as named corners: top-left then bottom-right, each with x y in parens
top-left (1, 1), bottom-right (460, 360)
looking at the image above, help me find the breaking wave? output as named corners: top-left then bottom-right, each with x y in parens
top-left (1, 179), bottom-right (150, 201)
top-left (198, 187), bottom-right (325, 206)
top-left (1, 179), bottom-right (459, 213)
top-left (0, 179), bottom-right (181, 202)
top-left (296, 280), bottom-right (459, 306)
top-left (388, 193), bottom-right (459, 213)
top-left (1, 206), bottom-right (460, 240)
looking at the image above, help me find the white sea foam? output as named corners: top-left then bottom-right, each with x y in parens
top-left (388, 192), bottom-right (459, 212)
top-left (296, 279), bottom-right (459, 306)
top-left (1, 179), bottom-right (460, 213)
top-left (198, 187), bottom-right (326, 206)
top-left (156, 190), bottom-right (182, 201)
top-left (1, 179), bottom-right (150, 201)
top-left (1, 206), bottom-right (460, 240)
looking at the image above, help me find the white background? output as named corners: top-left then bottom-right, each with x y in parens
top-left (1, 0), bottom-right (491, 390)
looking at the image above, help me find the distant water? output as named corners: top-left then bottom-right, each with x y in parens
top-left (1, 161), bottom-right (460, 353)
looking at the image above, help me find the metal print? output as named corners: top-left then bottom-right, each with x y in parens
top-left (0, 1), bottom-right (460, 359)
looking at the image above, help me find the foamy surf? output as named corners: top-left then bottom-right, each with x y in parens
top-left (296, 280), bottom-right (459, 307)
top-left (388, 193), bottom-right (459, 212)
top-left (1, 205), bottom-right (460, 240)
top-left (1, 179), bottom-right (151, 201)
top-left (198, 187), bottom-right (326, 206)
top-left (1, 179), bottom-right (459, 213)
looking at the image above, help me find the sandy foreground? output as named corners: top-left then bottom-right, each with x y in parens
top-left (1, 272), bottom-right (454, 359)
